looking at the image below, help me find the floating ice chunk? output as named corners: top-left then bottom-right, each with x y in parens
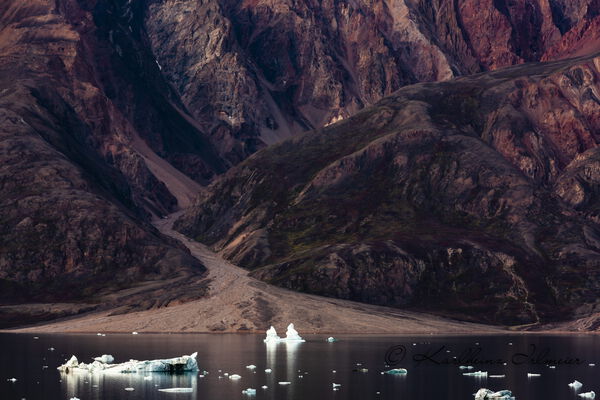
top-left (93, 355), bottom-right (114, 364)
top-left (58, 353), bottom-right (198, 374)
top-left (284, 324), bottom-right (305, 342)
top-left (332, 383), bottom-right (341, 388)
top-left (132, 332), bottom-right (138, 335)
top-left (278, 381), bottom-right (291, 385)
top-left (463, 371), bottom-right (488, 377)
top-left (124, 387), bottom-right (134, 391)
top-left (33, 337), bottom-right (39, 340)
top-left (590, 364), bottom-right (596, 367)
top-left (144, 376), bottom-right (152, 381)
top-left (264, 326), bottom-right (281, 343)
top-left (242, 388), bottom-right (256, 395)
top-left (489, 375), bottom-right (506, 378)
top-left (48, 347), bottom-right (55, 351)
top-left (7, 378), bottom-right (17, 382)
top-left (548, 366), bottom-right (556, 369)
top-left (327, 337), bottom-right (337, 342)
top-left (246, 365), bottom-right (256, 370)
top-left (460, 366), bottom-right (475, 370)
top-left (158, 388), bottom-right (194, 393)
top-left (474, 388), bottom-right (515, 400)
top-left (69, 397), bottom-right (80, 400)
top-left (332, 370), bottom-right (336, 373)
top-left (527, 373), bottom-right (541, 377)
top-left (578, 391), bottom-right (595, 399)
top-left (97, 333), bottom-right (102, 336)
top-left (229, 374), bottom-right (241, 380)
top-left (384, 368), bottom-right (408, 375)
top-left (265, 368), bottom-right (272, 373)
top-left (569, 381), bottom-right (583, 389)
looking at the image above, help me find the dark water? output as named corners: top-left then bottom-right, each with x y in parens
top-left (0, 333), bottom-right (599, 399)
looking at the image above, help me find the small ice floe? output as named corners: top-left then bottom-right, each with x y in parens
top-left (242, 388), bottom-right (256, 395)
top-left (48, 347), bottom-right (55, 351)
top-left (229, 374), bottom-right (241, 380)
top-left (158, 388), bottom-right (194, 393)
top-left (527, 373), bottom-right (541, 377)
top-left (93, 355), bottom-right (114, 364)
top-left (590, 364), bottom-right (596, 367)
top-left (474, 388), bottom-right (515, 400)
top-left (265, 368), bottom-right (272, 373)
top-left (489, 375), bottom-right (506, 378)
top-left (7, 378), bottom-right (17, 382)
top-left (278, 381), bottom-right (291, 385)
top-left (548, 366), bottom-right (556, 369)
top-left (578, 392), bottom-right (595, 399)
top-left (463, 371), bottom-right (487, 377)
top-left (332, 383), bottom-right (341, 388)
top-left (124, 387), bottom-right (135, 391)
top-left (33, 337), bottom-right (39, 340)
top-left (332, 370), bottom-right (337, 373)
top-left (224, 373), bottom-right (229, 376)
top-left (97, 333), bottom-right (102, 336)
top-left (261, 385), bottom-right (268, 389)
top-left (383, 368), bottom-right (407, 375)
top-left (144, 376), bottom-right (152, 381)
top-left (132, 332), bottom-right (138, 335)
top-left (569, 381), bottom-right (583, 389)
top-left (58, 353), bottom-right (198, 374)
top-left (70, 397), bottom-right (80, 400)
top-left (460, 366), bottom-right (475, 370)
top-left (327, 337), bottom-right (337, 342)
top-left (246, 365), bottom-right (256, 370)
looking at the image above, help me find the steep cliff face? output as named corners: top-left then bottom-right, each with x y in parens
top-left (144, 0), bottom-right (600, 163)
top-left (176, 54), bottom-right (600, 325)
top-left (0, 0), bottom-right (213, 318)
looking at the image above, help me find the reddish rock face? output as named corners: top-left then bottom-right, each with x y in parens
top-left (146, 0), bottom-right (600, 161)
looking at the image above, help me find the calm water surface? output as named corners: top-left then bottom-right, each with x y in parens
top-left (0, 333), bottom-right (599, 399)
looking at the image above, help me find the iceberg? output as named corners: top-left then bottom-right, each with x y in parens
top-left (124, 387), bottom-right (134, 391)
top-left (263, 324), bottom-right (305, 343)
top-left (242, 388), bottom-right (256, 395)
top-left (460, 366), bottom-right (475, 370)
top-left (474, 388), bottom-right (515, 400)
top-left (264, 326), bottom-right (281, 343)
top-left (58, 353), bottom-right (198, 374)
top-left (464, 371), bottom-right (488, 377)
top-left (327, 337), bottom-right (337, 342)
top-left (246, 365), bottom-right (256, 370)
top-left (265, 368), bottom-right (272, 373)
top-left (285, 323), bottom-right (305, 342)
top-left (93, 355), bottom-right (114, 364)
top-left (262, 385), bottom-right (268, 389)
top-left (489, 375), bottom-right (506, 378)
top-left (158, 388), bottom-right (194, 393)
top-left (384, 368), bottom-right (408, 375)
top-left (569, 381), bottom-right (583, 389)
top-left (332, 383), bottom-right (341, 388)
top-left (229, 374), bottom-right (241, 380)
top-left (527, 373), bottom-right (541, 377)
top-left (579, 392), bottom-right (595, 399)
top-left (278, 381), bottom-right (291, 385)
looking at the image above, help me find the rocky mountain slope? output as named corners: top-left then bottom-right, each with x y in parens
top-left (0, 0), bottom-right (216, 325)
top-left (176, 53), bottom-right (600, 326)
top-left (145, 0), bottom-right (600, 162)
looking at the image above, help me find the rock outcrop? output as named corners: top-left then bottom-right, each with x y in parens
top-left (176, 53), bottom-right (600, 325)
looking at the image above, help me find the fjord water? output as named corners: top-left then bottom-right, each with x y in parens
top-left (0, 333), bottom-right (598, 400)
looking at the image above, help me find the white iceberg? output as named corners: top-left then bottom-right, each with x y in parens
top-left (474, 388), bottom-right (515, 400)
top-left (332, 383), bottom-right (341, 388)
top-left (489, 375), bottom-right (506, 378)
top-left (579, 392), bottom-right (595, 399)
top-left (229, 374), bottom-right (241, 380)
top-left (460, 365), bottom-right (475, 370)
top-left (158, 388), bottom-right (194, 393)
top-left (246, 365), bottom-right (256, 370)
top-left (569, 381), bottom-right (583, 389)
top-left (263, 324), bottom-right (305, 343)
top-left (264, 326), bottom-right (281, 343)
top-left (261, 385), bottom-right (268, 389)
top-left (463, 371), bottom-right (488, 377)
top-left (124, 387), bottom-right (134, 391)
top-left (527, 373), bottom-right (541, 377)
top-left (93, 355), bottom-right (114, 364)
top-left (278, 381), bottom-right (291, 385)
top-left (327, 337), bottom-right (337, 342)
top-left (384, 368), bottom-right (408, 375)
top-left (242, 388), bottom-right (256, 395)
top-left (265, 368), bottom-right (272, 373)
top-left (58, 353), bottom-right (198, 374)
